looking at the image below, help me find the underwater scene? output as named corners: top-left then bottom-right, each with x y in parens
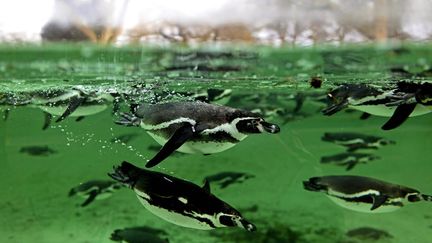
top-left (1, 44), bottom-right (432, 243)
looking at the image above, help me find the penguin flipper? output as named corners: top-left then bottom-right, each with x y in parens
top-left (81, 190), bottom-right (98, 207)
top-left (56, 97), bottom-right (85, 123)
top-left (370, 195), bottom-right (388, 211)
top-left (42, 112), bottom-right (52, 130)
top-left (115, 113), bottom-right (141, 127)
top-left (145, 123), bottom-right (196, 168)
top-left (381, 103), bottom-right (416, 130)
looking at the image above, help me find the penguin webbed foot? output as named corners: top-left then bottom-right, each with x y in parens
top-left (108, 165), bottom-right (135, 188)
top-left (115, 113), bottom-right (141, 127)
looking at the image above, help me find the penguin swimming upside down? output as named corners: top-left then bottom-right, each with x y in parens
top-left (303, 175), bottom-right (432, 213)
top-left (108, 161), bottom-right (256, 231)
top-left (116, 101), bottom-right (280, 168)
top-left (322, 82), bottom-right (432, 130)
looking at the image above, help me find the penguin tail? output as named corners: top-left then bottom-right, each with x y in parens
top-left (108, 161), bottom-right (142, 188)
top-left (303, 178), bottom-right (327, 192)
top-left (115, 113), bottom-right (141, 127)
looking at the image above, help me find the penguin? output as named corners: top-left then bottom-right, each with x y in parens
top-left (110, 226), bottom-right (169, 243)
top-left (30, 86), bottom-right (116, 129)
top-left (320, 153), bottom-right (380, 171)
top-left (19, 145), bottom-right (57, 156)
top-left (108, 161), bottom-right (256, 231)
top-left (68, 180), bottom-right (124, 207)
top-left (204, 172), bottom-right (255, 189)
top-left (303, 175), bottom-right (432, 213)
top-left (322, 83), bottom-right (432, 130)
top-left (116, 101), bottom-right (280, 168)
top-left (321, 132), bottom-right (395, 152)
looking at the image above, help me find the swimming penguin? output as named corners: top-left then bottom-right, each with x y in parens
top-left (322, 83), bottom-right (432, 130)
top-left (110, 226), bottom-right (169, 243)
top-left (204, 172), bottom-right (255, 189)
top-left (320, 153), bottom-right (380, 171)
top-left (116, 101), bottom-right (280, 168)
top-left (30, 86), bottom-right (116, 129)
top-left (303, 175), bottom-right (432, 213)
top-left (108, 161), bottom-right (256, 231)
top-left (68, 180), bottom-right (124, 207)
top-left (321, 132), bottom-right (395, 152)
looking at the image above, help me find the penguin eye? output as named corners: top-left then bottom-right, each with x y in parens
top-left (219, 215), bottom-right (235, 227)
top-left (407, 194), bottom-right (421, 202)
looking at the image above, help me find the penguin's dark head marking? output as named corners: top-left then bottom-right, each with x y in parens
top-left (235, 117), bottom-right (280, 134)
top-left (217, 213), bottom-right (256, 232)
top-left (407, 193), bottom-right (422, 202)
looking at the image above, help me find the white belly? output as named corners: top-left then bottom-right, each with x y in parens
top-left (351, 104), bottom-right (431, 117)
top-left (135, 193), bottom-right (216, 230)
top-left (36, 104), bottom-right (108, 117)
top-left (327, 195), bottom-right (401, 213)
top-left (147, 132), bottom-right (239, 154)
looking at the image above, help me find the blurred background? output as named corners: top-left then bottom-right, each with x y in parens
top-left (1, 0), bottom-right (432, 46)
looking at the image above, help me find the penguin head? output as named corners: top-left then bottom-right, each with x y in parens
top-left (323, 84), bottom-right (383, 115)
top-left (322, 87), bottom-right (350, 115)
top-left (217, 213), bottom-right (256, 232)
top-left (235, 117), bottom-right (280, 134)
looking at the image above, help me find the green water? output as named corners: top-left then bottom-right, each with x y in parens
top-left (1, 43), bottom-right (432, 243)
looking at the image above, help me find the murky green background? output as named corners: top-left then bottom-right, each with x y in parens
top-left (1, 43), bottom-right (432, 243)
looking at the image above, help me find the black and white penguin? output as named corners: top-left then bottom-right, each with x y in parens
top-left (108, 161), bottom-right (256, 231)
top-left (321, 132), bottom-right (395, 152)
top-left (30, 86), bottom-right (116, 129)
top-left (116, 101), bottom-right (280, 168)
top-left (204, 172), bottom-right (255, 189)
top-left (322, 83), bottom-right (432, 130)
top-left (320, 152), bottom-right (380, 171)
top-left (303, 175), bottom-right (432, 213)
top-left (68, 180), bottom-right (124, 207)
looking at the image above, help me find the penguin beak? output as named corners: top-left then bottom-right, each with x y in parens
top-left (240, 219), bottom-right (257, 232)
top-left (322, 100), bottom-right (348, 116)
top-left (261, 122), bottom-right (280, 133)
